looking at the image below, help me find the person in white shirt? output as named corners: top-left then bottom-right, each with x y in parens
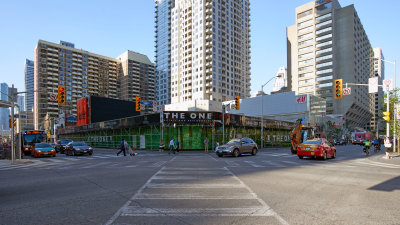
top-left (169, 138), bottom-right (175, 155)
top-left (384, 137), bottom-right (392, 160)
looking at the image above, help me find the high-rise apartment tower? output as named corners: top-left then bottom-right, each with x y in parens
top-left (169, 0), bottom-right (251, 110)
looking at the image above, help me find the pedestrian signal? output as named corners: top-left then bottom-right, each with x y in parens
top-left (234, 96), bottom-right (240, 110)
top-left (383, 111), bottom-right (390, 121)
top-left (136, 96), bottom-right (141, 111)
top-left (334, 79), bottom-right (343, 99)
top-left (58, 86), bottom-right (66, 105)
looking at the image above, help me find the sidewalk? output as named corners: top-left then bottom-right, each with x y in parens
top-left (0, 158), bottom-right (34, 167)
top-left (369, 151), bottom-right (400, 165)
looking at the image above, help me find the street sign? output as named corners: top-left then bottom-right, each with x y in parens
top-left (140, 104), bottom-right (145, 110)
top-left (49, 93), bottom-right (58, 102)
top-left (383, 79), bottom-right (393, 92)
top-left (140, 101), bottom-right (153, 106)
top-left (368, 77), bottom-right (378, 93)
top-left (343, 88), bottom-right (351, 95)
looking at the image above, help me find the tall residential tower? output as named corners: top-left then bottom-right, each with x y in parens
top-left (168, 0), bottom-right (251, 110)
top-left (287, 0), bottom-right (373, 128)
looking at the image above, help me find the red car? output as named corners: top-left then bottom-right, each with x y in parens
top-left (297, 138), bottom-right (336, 160)
top-left (31, 143), bottom-right (56, 158)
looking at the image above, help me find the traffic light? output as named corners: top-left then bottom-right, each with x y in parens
top-left (234, 96), bottom-right (240, 110)
top-left (136, 96), bottom-right (141, 111)
top-left (58, 86), bottom-right (66, 105)
top-left (383, 111), bottom-right (390, 121)
top-left (8, 119), bottom-right (16, 128)
top-left (334, 79), bottom-right (343, 99)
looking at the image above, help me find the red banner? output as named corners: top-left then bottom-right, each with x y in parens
top-left (76, 98), bottom-right (88, 126)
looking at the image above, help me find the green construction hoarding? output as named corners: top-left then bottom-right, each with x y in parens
top-left (57, 112), bottom-right (295, 150)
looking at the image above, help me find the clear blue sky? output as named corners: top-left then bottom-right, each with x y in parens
top-left (0, 0), bottom-right (399, 95)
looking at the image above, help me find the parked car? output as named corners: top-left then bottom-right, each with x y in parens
top-left (296, 138), bottom-right (336, 160)
top-left (65, 142), bottom-right (93, 156)
top-left (55, 139), bottom-right (72, 153)
top-left (215, 138), bottom-right (258, 157)
top-left (335, 139), bottom-right (345, 145)
top-left (32, 143), bottom-right (56, 158)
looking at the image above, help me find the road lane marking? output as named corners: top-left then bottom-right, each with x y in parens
top-left (226, 167), bottom-right (289, 224)
top-left (81, 162), bottom-right (112, 169)
top-left (262, 160), bottom-right (286, 167)
top-left (244, 160), bottom-right (264, 167)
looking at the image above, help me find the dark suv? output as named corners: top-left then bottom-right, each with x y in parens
top-left (216, 138), bottom-right (258, 157)
top-left (55, 140), bottom-right (72, 153)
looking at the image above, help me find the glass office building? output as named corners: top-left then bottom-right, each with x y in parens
top-left (155, 0), bottom-right (174, 107)
top-left (25, 59), bottom-right (34, 111)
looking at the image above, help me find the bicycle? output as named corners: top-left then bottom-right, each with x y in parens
top-left (363, 146), bottom-right (370, 156)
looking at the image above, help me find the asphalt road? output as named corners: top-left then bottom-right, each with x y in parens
top-left (0, 144), bottom-right (399, 225)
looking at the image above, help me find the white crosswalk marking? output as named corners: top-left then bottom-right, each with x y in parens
top-left (105, 167), bottom-right (289, 225)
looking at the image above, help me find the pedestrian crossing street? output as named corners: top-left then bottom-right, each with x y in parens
top-left (1, 152), bottom-right (399, 171)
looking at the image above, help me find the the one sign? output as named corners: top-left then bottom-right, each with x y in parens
top-left (49, 93), bottom-right (58, 101)
top-left (163, 111), bottom-right (217, 124)
top-left (368, 77), bottom-right (378, 93)
top-left (383, 79), bottom-right (393, 92)
top-left (141, 101), bottom-right (153, 106)
top-left (343, 88), bottom-right (351, 95)
top-left (296, 96), bottom-right (306, 104)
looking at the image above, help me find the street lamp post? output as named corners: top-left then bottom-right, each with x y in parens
top-left (379, 59), bottom-right (397, 153)
top-left (261, 77), bottom-right (276, 149)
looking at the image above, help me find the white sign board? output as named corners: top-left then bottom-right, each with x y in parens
top-left (296, 96), bottom-right (306, 104)
top-left (368, 77), bottom-right (378, 93)
top-left (383, 79), bottom-right (393, 92)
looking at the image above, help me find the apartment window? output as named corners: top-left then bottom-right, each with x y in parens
top-left (298, 33), bottom-right (313, 40)
top-left (316, 33), bottom-right (332, 41)
top-left (299, 52), bottom-right (313, 59)
top-left (316, 26), bottom-right (332, 35)
top-left (299, 79), bottom-right (314, 85)
top-left (316, 68), bottom-right (332, 75)
top-left (299, 45), bottom-right (314, 53)
top-left (298, 26), bottom-right (313, 33)
top-left (317, 82), bottom-right (332, 88)
top-left (316, 75), bottom-right (333, 82)
top-left (299, 65), bottom-right (313, 72)
top-left (316, 47), bottom-right (332, 55)
top-left (316, 40), bottom-right (332, 48)
top-left (299, 72), bottom-right (314, 78)
top-left (316, 61), bottom-right (332, 68)
top-left (316, 13), bottom-right (332, 22)
top-left (298, 19), bottom-right (313, 28)
top-left (316, 54), bottom-right (332, 62)
top-left (299, 59), bottom-right (314, 66)
top-left (297, 9), bottom-right (312, 19)
top-left (299, 85), bottom-right (314, 92)
top-left (299, 39), bottom-right (314, 47)
top-left (316, 20), bottom-right (332, 29)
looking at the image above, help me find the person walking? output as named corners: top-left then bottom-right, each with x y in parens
top-left (117, 138), bottom-right (126, 156)
top-left (169, 138), bottom-right (175, 155)
top-left (176, 139), bottom-right (180, 152)
top-left (384, 137), bottom-right (392, 160)
top-left (204, 137), bottom-right (209, 153)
